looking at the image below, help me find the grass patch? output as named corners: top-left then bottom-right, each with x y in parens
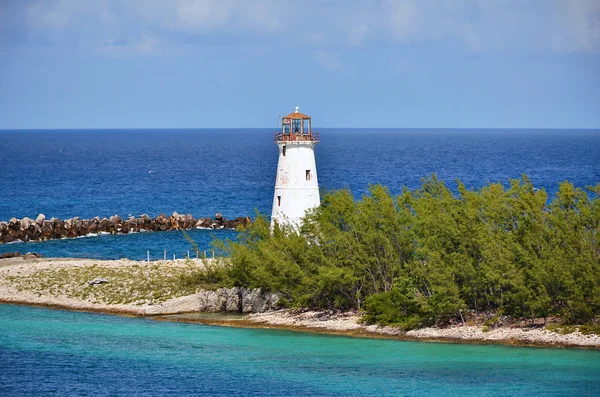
top-left (5, 261), bottom-right (206, 306)
top-left (545, 323), bottom-right (600, 336)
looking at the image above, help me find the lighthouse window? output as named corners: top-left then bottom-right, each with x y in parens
top-left (282, 146), bottom-right (286, 156)
top-left (306, 170), bottom-right (312, 181)
top-left (277, 196), bottom-right (281, 206)
top-left (292, 119), bottom-right (301, 133)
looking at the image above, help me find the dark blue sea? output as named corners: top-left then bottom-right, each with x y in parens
top-left (1, 128), bottom-right (599, 259)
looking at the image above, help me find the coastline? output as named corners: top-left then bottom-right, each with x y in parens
top-left (1, 257), bottom-right (599, 350)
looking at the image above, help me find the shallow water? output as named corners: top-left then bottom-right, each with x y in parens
top-left (1, 304), bottom-right (599, 396)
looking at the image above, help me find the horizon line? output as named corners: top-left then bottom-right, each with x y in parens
top-left (1, 127), bottom-right (599, 131)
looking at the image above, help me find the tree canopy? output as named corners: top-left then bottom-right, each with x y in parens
top-left (202, 176), bottom-right (600, 329)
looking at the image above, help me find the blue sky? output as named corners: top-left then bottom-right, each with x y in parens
top-left (0, 0), bottom-right (599, 129)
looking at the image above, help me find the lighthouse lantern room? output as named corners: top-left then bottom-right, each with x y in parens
top-left (271, 107), bottom-right (320, 228)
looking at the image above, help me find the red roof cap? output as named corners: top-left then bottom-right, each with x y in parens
top-left (282, 106), bottom-right (310, 119)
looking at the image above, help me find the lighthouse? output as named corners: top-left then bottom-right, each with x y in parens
top-left (271, 107), bottom-right (320, 228)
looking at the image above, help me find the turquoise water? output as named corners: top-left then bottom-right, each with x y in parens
top-left (1, 305), bottom-right (599, 396)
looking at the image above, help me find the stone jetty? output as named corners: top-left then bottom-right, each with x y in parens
top-left (0, 212), bottom-right (252, 244)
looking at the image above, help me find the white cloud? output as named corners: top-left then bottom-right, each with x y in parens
top-left (313, 50), bottom-right (343, 71)
top-left (383, 0), bottom-right (420, 41)
top-left (98, 34), bottom-right (160, 56)
top-left (460, 23), bottom-right (481, 53)
top-left (242, 1), bottom-right (283, 33)
top-left (309, 32), bottom-right (325, 45)
top-left (349, 24), bottom-right (370, 46)
top-left (128, 0), bottom-right (284, 34)
top-left (367, 0), bottom-right (600, 53)
top-left (18, 0), bottom-right (600, 56)
top-left (174, 0), bottom-right (234, 30)
top-left (552, 0), bottom-right (600, 52)
top-left (26, 0), bottom-right (113, 29)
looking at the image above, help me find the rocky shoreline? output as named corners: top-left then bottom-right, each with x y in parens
top-left (1, 257), bottom-right (599, 349)
top-left (241, 311), bottom-right (600, 349)
top-left (0, 212), bottom-right (252, 243)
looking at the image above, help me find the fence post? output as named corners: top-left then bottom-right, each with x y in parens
top-left (147, 250), bottom-right (150, 263)
top-left (164, 250), bottom-right (166, 260)
top-left (212, 250), bottom-right (215, 259)
top-left (187, 250), bottom-right (190, 259)
top-left (173, 254), bottom-right (176, 260)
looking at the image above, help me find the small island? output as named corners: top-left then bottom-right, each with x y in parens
top-left (2, 176), bottom-right (599, 349)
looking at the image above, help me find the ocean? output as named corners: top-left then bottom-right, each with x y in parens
top-left (1, 128), bottom-right (599, 260)
top-left (1, 304), bottom-right (599, 396)
top-left (1, 129), bottom-right (600, 396)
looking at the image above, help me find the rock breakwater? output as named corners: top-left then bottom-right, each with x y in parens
top-left (0, 212), bottom-right (252, 243)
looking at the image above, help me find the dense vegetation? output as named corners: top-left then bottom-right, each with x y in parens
top-left (201, 176), bottom-right (599, 329)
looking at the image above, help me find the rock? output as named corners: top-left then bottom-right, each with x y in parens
top-left (1, 252), bottom-right (22, 259)
top-left (195, 287), bottom-right (279, 313)
top-left (89, 277), bottom-right (108, 285)
top-left (195, 218), bottom-right (212, 228)
top-left (197, 288), bottom-right (239, 312)
top-left (242, 288), bottom-right (280, 313)
top-left (20, 217), bottom-right (33, 231)
top-left (98, 218), bottom-right (109, 231)
top-left (1, 211), bottom-right (250, 242)
top-left (41, 221), bottom-right (53, 240)
top-left (121, 222), bottom-right (131, 233)
top-left (214, 213), bottom-right (225, 227)
top-left (23, 252), bottom-right (43, 259)
top-left (36, 214), bottom-right (46, 225)
top-left (167, 214), bottom-right (180, 230)
top-left (88, 220), bottom-right (98, 233)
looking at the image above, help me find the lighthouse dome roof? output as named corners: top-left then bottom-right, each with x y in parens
top-left (283, 106), bottom-right (311, 119)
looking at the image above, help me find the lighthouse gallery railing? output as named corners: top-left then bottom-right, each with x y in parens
top-left (274, 132), bottom-right (320, 143)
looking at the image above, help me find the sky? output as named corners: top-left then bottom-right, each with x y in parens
top-left (0, 0), bottom-right (599, 129)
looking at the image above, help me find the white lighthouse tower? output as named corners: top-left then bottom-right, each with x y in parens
top-left (271, 106), bottom-right (320, 228)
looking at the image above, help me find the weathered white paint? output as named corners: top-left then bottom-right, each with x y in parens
top-left (271, 140), bottom-right (320, 228)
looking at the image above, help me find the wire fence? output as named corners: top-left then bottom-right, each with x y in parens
top-left (145, 249), bottom-right (217, 262)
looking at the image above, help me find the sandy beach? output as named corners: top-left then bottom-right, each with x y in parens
top-left (1, 256), bottom-right (599, 349)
